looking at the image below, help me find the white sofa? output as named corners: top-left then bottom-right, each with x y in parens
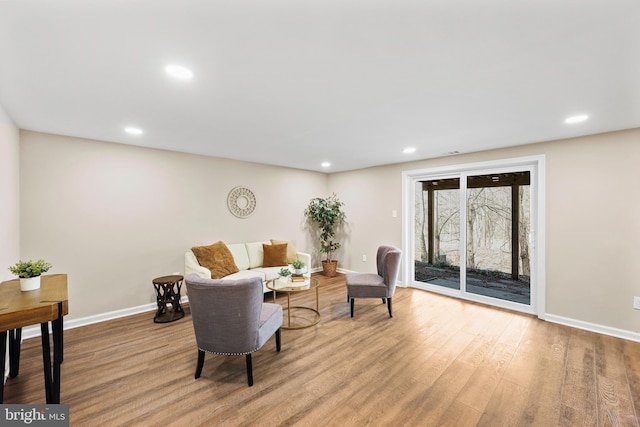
top-left (185, 241), bottom-right (311, 293)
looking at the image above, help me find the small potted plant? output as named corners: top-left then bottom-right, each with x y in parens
top-left (8, 259), bottom-right (52, 291)
top-left (278, 267), bottom-right (292, 284)
top-left (291, 259), bottom-right (306, 275)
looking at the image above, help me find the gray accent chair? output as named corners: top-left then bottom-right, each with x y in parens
top-left (345, 245), bottom-right (402, 318)
top-left (185, 274), bottom-right (283, 386)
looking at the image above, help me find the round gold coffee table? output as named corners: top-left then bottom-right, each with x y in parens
top-left (266, 277), bottom-right (320, 329)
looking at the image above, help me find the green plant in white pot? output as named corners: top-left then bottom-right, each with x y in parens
top-left (278, 267), bottom-right (292, 285)
top-left (291, 258), bottom-right (306, 275)
top-left (8, 259), bottom-right (52, 291)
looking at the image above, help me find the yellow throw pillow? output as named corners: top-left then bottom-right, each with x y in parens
top-left (270, 239), bottom-right (297, 264)
top-left (263, 243), bottom-right (288, 267)
top-left (191, 241), bottom-right (239, 279)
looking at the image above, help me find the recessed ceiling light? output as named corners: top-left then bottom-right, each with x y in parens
top-left (403, 147), bottom-right (416, 154)
top-left (564, 114), bottom-right (588, 124)
top-left (165, 64), bottom-right (193, 80)
top-left (321, 162), bottom-right (331, 168)
top-left (124, 127), bottom-right (143, 135)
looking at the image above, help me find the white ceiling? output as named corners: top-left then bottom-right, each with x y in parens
top-left (0, 0), bottom-right (639, 173)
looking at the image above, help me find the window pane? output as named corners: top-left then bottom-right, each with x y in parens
top-left (465, 173), bottom-right (531, 304)
top-left (414, 179), bottom-right (460, 290)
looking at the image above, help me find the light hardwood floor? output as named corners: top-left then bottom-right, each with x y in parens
top-left (4, 273), bottom-right (640, 426)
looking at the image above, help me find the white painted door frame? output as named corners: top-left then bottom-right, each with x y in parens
top-left (401, 155), bottom-right (546, 317)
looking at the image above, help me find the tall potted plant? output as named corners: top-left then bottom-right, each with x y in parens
top-left (305, 193), bottom-right (346, 277)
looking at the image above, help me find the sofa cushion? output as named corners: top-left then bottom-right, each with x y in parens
top-left (223, 269), bottom-right (267, 281)
top-left (191, 241), bottom-right (239, 279)
top-left (226, 243), bottom-right (250, 271)
top-left (252, 267), bottom-right (286, 281)
top-left (270, 239), bottom-right (298, 264)
top-left (263, 243), bottom-right (288, 267)
top-left (246, 241), bottom-right (268, 269)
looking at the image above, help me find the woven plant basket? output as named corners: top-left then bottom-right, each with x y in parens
top-left (322, 260), bottom-right (338, 277)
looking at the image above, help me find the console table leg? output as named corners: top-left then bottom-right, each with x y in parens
top-left (56, 308), bottom-right (64, 363)
top-left (0, 330), bottom-right (6, 403)
top-left (52, 302), bottom-right (63, 402)
top-left (9, 328), bottom-right (22, 378)
top-left (40, 322), bottom-right (53, 403)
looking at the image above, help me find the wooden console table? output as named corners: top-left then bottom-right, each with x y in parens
top-left (0, 274), bottom-right (69, 403)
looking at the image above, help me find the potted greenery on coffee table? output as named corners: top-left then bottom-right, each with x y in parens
top-left (292, 258), bottom-right (306, 275)
top-left (304, 193), bottom-right (346, 277)
top-left (278, 267), bottom-right (292, 284)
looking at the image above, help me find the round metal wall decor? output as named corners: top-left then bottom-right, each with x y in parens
top-left (227, 186), bottom-right (256, 218)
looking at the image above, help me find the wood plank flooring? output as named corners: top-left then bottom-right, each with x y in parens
top-left (3, 273), bottom-right (640, 426)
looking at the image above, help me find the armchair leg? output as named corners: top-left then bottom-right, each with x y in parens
top-left (246, 354), bottom-right (254, 386)
top-left (195, 350), bottom-right (205, 379)
top-left (382, 298), bottom-right (386, 304)
top-left (350, 298), bottom-right (355, 318)
top-left (275, 328), bottom-right (281, 352)
top-left (387, 297), bottom-right (393, 318)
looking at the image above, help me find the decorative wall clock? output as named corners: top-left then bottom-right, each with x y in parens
top-left (227, 186), bottom-right (256, 218)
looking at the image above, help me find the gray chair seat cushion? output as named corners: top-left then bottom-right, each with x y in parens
top-left (346, 273), bottom-right (388, 298)
top-left (258, 303), bottom-right (283, 348)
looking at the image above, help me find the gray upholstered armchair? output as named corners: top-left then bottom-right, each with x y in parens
top-left (345, 245), bottom-right (402, 318)
top-left (185, 274), bottom-right (283, 386)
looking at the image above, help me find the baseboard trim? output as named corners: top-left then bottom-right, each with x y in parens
top-left (544, 313), bottom-right (640, 343)
top-left (20, 303), bottom-right (156, 340)
top-left (18, 283), bottom-right (639, 344)
top-left (20, 297), bottom-right (189, 340)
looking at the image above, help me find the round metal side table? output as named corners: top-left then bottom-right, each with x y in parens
top-left (266, 277), bottom-right (320, 329)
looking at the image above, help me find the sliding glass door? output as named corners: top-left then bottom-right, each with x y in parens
top-left (465, 172), bottom-right (530, 305)
top-left (405, 157), bottom-right (544, 315)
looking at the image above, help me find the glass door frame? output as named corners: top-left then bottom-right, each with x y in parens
top-left (401, 155), bottom-right (546, 317)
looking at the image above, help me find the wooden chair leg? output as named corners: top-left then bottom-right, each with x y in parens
top-left (195, 350), bottom-right (205, 379)
top-left (275, 328), bottom-right (281, 352)
top-left (350, 298), bottom-right (355, 317)
top-left (387, 297), bottom-right (393, 318)
top-left (246, 354), bottom-right (254, 386)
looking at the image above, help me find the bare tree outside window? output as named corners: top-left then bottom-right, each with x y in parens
top-left (414, 172), bottom-right (531, 304)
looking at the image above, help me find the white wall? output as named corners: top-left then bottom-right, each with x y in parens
top-left (0, 103), bottom-right (19, 383)
top-left (326, 165), bottom-right (403, 270)
top-left (0, 103), bottom-right (20, 282)
top-left (19, 131), bottom-right (328, 319)
top-left (330, 128), bottom-right (640, 335)
top-left (17, 127), bottom-right (640, 337)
